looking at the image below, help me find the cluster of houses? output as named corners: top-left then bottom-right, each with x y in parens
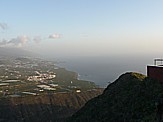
top-left (27, 71), bottom-right (56, 81)
top-left (37, 84), bottom-right (57, 91)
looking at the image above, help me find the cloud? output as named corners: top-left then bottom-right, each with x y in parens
top-left (8, 36), bottom-right (30, 47)
top-left (0, 23), bottom-right (8, 30)
top-left (0, 32), bottom-right (61, 48)
top-left (0, 35), bottom-right (30, 47)
top-left (49, 33), bottom-right (61, 39)
top-left (33, 36), bottom-right (42, 43)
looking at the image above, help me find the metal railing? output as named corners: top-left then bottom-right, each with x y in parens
top-left (154, 59), bottom-right (163, 65)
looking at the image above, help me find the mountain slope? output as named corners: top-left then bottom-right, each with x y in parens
top-left (68, 72), bottom-right (163, 122)
top-left (0, 90), bottom-right (102, 122)
top-left (0, 47), bottom-right (36, 57)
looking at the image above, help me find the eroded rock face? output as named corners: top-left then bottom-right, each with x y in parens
top-left (0, 90), bottom-right (102, 122)
top-left (69, 72), bottom-right (163, 122)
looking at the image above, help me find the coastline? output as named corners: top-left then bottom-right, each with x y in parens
top-left (53, 56), bottom-right (149, 88)
top-left (55, 62), bottom-right (106, 88)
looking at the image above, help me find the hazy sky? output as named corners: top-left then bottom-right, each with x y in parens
top-left (0, 0), bottom-right (163, 58)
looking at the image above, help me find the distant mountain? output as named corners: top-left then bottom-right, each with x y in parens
top-left (0, 47), bottom-right (36, 57)
top-left (68, 72), bottom-right (163, 122)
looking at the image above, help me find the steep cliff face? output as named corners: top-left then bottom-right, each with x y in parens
top-left (69, 72), bottom-right (163, 122)
top-left (0, 90), bottom-right (102, 122)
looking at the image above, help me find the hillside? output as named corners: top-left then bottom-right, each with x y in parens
top-left (0, 89), bottom-right (103, 122)
top-left (0, 55), bottom-right (103, 121)
top-left (68, 72), bottom-right (163, 122)
top-left (0, 47), bottom-right (36, 57)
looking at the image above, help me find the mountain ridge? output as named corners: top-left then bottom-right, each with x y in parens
top-left (68, 72), bottom-right (163, 122)
top-left (0, 90), bottom-right (103, 122)
top-left (0, 47), bottom-right (37, 57)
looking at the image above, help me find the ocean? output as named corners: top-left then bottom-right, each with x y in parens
top-left (55, 55), bottom-right (154, 88)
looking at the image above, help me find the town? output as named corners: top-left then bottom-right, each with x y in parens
top-left (0, 56), bottom-right (97, 97)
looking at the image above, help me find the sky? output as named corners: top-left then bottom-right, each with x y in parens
top-left (0, 0), bottom-right (163, 58)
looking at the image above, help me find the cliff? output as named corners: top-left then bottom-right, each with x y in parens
top-left (68, 72), bottom-right (163, 122)
top-left (0, 89), bottom-right (102, 122)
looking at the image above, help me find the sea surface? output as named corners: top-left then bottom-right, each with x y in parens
top-left (55, 55), bottom-right (154, 88)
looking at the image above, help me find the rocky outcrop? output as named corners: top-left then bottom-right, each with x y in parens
top-left (68, 72), bottom-right (163, 122)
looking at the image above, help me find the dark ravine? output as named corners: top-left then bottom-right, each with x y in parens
top-left (0, 89), bottom-right (103, 122)
top-left (68, 72), bottom-right (163, 122)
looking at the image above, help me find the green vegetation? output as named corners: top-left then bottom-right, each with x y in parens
top-left (131, 72), bottom-right (147, 81)
top-left (68, 72), bottom-right (163, 122)
top-left (0, 57), bottom-right (97, 97)
top-left (0, 56), bottom-right (103, 121)
top-left (53, 68), bottom-right (96, 89)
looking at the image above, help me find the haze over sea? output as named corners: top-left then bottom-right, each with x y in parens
top-left (54, 55), bottom-right (156, 88)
